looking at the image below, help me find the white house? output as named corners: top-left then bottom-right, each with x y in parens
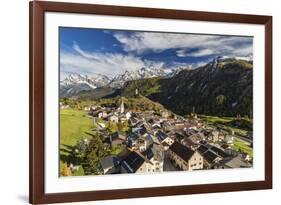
top-left (125, 112), bottom-right (132, 120)
top-left (121, 144), bottom-right (164, 174)
top-left (209, 130), bottom-right (219, 142)
top-left (162, 136), bottom-right (174, 146)
top-left (161, 110), bottom-right (170, 119)
top-left (225, 135), bottom-right (234, 145)
top-left (168, 141), bottom-right (203, 171)
top-left (140, 143), bottom-right (164, 172)
top-left (98, 110), bottom-right (108, 118)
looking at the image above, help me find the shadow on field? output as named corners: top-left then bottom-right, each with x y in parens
top-left (59, 132), bottom-right (97, 175)
top-left (60, 144), bottom-right (82, 166)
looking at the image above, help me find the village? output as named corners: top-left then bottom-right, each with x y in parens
top-left (61, 89), bottom-right (253, 175)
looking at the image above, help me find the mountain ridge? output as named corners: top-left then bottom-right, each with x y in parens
top-left (60, 67), bottom-right (173, 97)
top-left (120, 58), bottom-right (253, 117)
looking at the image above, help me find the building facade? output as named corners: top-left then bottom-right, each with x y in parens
top-left (168, 141), bottom-right (203, 171)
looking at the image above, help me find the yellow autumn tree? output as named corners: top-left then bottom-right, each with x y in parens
top-left (62, 163), bottom-right (71, 176)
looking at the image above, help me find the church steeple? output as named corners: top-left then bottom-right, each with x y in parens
top-left (120, 98), bottom-right (124, 113)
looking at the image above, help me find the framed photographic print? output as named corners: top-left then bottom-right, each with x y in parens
top-left (29, 1), bottom-right (272, 204)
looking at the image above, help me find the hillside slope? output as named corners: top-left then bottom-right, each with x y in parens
top-left (121, 58), bottom-right (253, 117)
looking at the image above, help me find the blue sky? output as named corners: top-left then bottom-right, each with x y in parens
top-left (60, 27), bottom-right (253, 78)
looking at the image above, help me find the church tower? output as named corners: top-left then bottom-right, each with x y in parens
top-left (120, 98), bottom-right (124, 113)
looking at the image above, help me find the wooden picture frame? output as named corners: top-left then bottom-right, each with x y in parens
top-left (29, 1), bottom-right (272, 204)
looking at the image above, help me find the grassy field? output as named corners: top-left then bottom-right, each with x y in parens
top-left (199, 115), bottom-right (236, 123)
top-left (200, 115), bottom-right (251, 137)
top-left (232, 137), bottom-right (253, 158)
top-left (59, 108), bottom-right (127, 176)
top-left (60, 108), bottom-right (95, 175)
top-left (60, 108), bottom-right (95, 148)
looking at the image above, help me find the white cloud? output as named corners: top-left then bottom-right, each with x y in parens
top-left (175, 50), bottom-right (187, 57)
top-left (61, 33), bottom-right (252, 78)
top-left (113, 32), bottom-right (253, 58)
top-left (114, 32), bottom-right (215, 53)
top-left (232, 45), bottom-right (253, 56)
top-left (60, 42), bottom-right (169, 77)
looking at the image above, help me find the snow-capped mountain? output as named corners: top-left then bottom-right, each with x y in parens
top-left (60, 73), bottom-right (111, 98)
top-left (109, 67), bottom-right (172, 88)
top-left (61, 73), bottom-right (111, 88)
top-left (165, 67), bottom-right (189, 78)
top-left (60, 67), bottom-right (174, 97)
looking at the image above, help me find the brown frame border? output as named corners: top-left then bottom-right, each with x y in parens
top-left (29, 1), bottom-right (272, 204)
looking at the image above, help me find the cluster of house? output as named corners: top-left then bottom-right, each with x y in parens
top-left (89, 99), bottom-right (131, 124)
top-left (84, 99), bottom-right (252, 175)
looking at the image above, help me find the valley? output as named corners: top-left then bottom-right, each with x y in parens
top-left (59, 57), bottom-right (253, 176)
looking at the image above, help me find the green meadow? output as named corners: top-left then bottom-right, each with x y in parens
top-left (233, 138), bottom-right (253, 158)
top-left (60, 108), bottom-right (95, 147)
top-left (59, 108), bottom-right (95, 175)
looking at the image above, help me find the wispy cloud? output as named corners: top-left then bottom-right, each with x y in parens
top-left (176, 48), bottom-right (214, 57)
top-left (113, 32), bottom-right (253, 58)
top-left (61, 42), bottom-right (171, 77)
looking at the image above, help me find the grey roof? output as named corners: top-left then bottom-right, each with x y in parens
top-left (197, 145), bottom-right (209, 154)
top-left (100, 156), bottom-right (120, 170)
top-left (197, 145), bottom-right (225, 164)
top-left (169, 141), bottom-right (195, 162)
top-left (223, 156), bottom-right (252, 168)
top-left (142, 143), bottom-right (164, 161)
top-left (210, 146), bottom-right (228, 158)
top-left (156, 130), bottom-right (168, 142)
top-left (121, 151), bottom-right (145, 173)
top-left (202, 150), bottom-right (219, 164)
